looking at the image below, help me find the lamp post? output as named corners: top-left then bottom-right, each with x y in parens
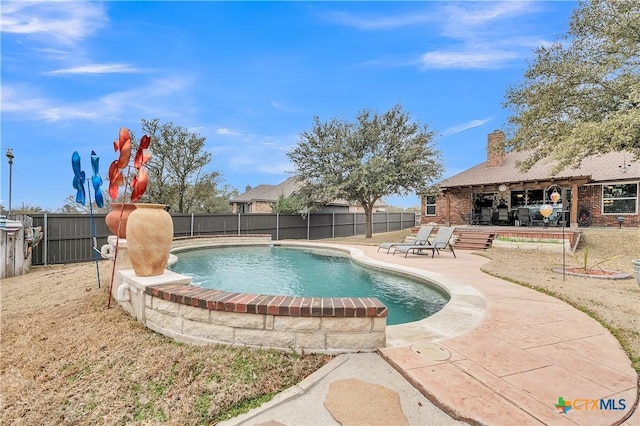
top-left (5, 148), bottom-right (14, 218)
top-left (540, 184), bottom-right (565, 281)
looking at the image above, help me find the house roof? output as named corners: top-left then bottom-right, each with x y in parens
top-left (230, 177), bottom-right (298, 203)
top-left (230, 177), bottom-right (388, 207)
top-left (440, 149), bottom-right (640, 189)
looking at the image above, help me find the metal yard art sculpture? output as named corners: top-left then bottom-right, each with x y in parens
top-left (70, 127), bottom-right (151, 298)
top-left (108, 128), bottom-right (151, 203)
top-left (71, 150), bottom-right (104, 288)
top-left (105, 127), bottom-right (152, 307)
top-left (91, 151), bottom-right (104, 208)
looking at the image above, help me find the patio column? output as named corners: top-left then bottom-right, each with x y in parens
top-left (571, 182), bottom-right (579, 230)
top-left (446, 192), bottom-right (451, 226)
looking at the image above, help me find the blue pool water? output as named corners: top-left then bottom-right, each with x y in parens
top-left (171, 246), bottom-right (449, 325)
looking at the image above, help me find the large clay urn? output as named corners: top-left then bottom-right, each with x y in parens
top-left (105, 203), bottom-right (136, 238)
top-left (126, 203), bottom-right (173, 276)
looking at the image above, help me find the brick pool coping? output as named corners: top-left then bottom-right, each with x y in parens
top-left (146, 284), bottom-right (388, 318)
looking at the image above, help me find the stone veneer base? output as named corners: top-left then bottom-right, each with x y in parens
top-left (111, 236), bottom-right (390, 353)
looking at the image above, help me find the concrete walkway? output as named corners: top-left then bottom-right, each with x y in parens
top-left (221, 246), bottom-right (638, 425)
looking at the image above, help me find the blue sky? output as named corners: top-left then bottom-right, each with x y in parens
top-left (1, 0), bottom-right (577, 212)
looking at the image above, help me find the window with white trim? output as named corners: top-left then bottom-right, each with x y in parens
top-left (424, 195), bottom-right (436, 216)
top-left (602, 183), bottom-right (638, 214)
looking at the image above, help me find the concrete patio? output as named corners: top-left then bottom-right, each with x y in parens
top-left (224, 244), bottom-right (638, 425)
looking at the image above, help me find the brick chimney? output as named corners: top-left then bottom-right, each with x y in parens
top-left (487, 130), bottom-right (506, 167)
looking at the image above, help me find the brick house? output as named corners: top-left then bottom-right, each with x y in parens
top-left (231, 177), bottom-right (388, 214)
top-left (423, 130), bottom-right (640, 228)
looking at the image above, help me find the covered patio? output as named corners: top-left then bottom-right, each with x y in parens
top-left (425, 130), bottom-right (639, 229)
top-left (443, 176), bottom-right (589, 230)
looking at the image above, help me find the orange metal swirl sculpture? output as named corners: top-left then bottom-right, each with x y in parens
top-left (108, 128), bottom-right (151, 202)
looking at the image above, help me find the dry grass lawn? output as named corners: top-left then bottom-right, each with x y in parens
top-left (1, 226), bottom-right (638, 425)
top-left (0, 261), bottom-right (331, 425)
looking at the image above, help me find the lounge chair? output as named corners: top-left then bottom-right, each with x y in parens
top-left (377, 226), bottom-right (434, 254)
top-left (393, 226), bottom-right (457, 258)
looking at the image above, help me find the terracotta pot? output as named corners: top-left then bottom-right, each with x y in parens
top-left (105, 203), bottom-right (136, 238)
top-left (126, 203), bottom-right (173, 277)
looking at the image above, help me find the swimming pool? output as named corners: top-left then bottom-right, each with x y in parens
top-left (171, 245), bottom-right (449, 325)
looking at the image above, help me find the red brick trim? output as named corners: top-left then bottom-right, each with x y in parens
top-left (146, 285), bottom-right (388, 318)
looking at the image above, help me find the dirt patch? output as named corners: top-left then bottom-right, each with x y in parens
top-left (551, 267), bottom-right (631, 279)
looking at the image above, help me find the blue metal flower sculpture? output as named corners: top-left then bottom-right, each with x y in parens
top-left (72, 151), bottom-right (86, 205)
top-left (90, 150), bottom-right (104, 208)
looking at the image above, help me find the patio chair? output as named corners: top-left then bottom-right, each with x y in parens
top-left (377, 225), bottom-right (434, 254)
top-left (470, 212), bottom-right (483, 225)
top-left (459, 211), bottom-right (471, 224)
top-left (517, 207), bottom-right (531, 227)
top-left (479, 207), bottom-right (493, 225)
top-left (393, 226), bottom-right (457, 258)
top-left (497, 206), bottom-right (510, 225)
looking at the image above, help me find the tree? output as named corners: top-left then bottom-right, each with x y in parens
top-left (504, 0), bottom-right (640, 173)
top-left (58, 195), bottom-right (109, 214)
top-left (287, 104), bottom-right (443, 238)
top-left (4, 203), bottom-right (48, 214)
top-left (185, 180), bottom-right (237, 213)
top-left (271, 193), bottom-right (305, 214)
top-left (138, 119), bottom-right (230, 213)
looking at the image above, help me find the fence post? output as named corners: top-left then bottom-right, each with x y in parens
top-left (386, 212), bottom-right (389, 232)
top-left (353, 213), bottom-right (356, 236)
top-left (237, 213), bottom-right (241, 235)
top-left (307, 213), bottom-right (310, 240)
top-left (43, 213), bottom-right (48, 266)
top-left (190, 213), bottom-right (194, 237)
top-left (276, 213), bottom-right (280, 241)
top-left (332, 212), bottom-right (335, 238)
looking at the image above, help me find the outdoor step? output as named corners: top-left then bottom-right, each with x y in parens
top-left (459, 235), bottom-right (495, 241)
top-left (455, 240), bottom-right (492, 246)
top-left (454, 230), bottom-right (495, 250)
top-left (455, 241), bottom-right (492, 246)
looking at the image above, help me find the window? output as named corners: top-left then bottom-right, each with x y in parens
top-left (424, 195), bottom-right (436, 216)
top-left (602, 183), bottom-right (638, 214)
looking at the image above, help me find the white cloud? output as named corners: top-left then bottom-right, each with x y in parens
top-left (0, 85), bottom-right (58, 117)
top-left (271, 101), bottom-right (298, 112)
top-left (1, 76), bottom-right (192, 122)
top-left (0, 1), bottom-right (108, 45)
top-left (228, 154), bottom-right (289, 175)
top-left (420, 49), bottom-right (517, 69)
top-left (442, 118), bottom-right (492, 137)
top-left (322, 11), bottom-right (434, 30)
top-left (217, 128), bottom-right (242, 137)
top-left (441, 1), bottom-right (534, 33)
top-left (417, 1), bottom-right (546, 70)
top-left (47, 63), bottom-right (145, 75)
top-left (223, 132), bottom-right (297, 175)
top-left (323, 1), bottom-right (552, 71)
top-left (188, 126), bottom-right (207, 134)
top-left (258, 162), bottom-right (291, 175)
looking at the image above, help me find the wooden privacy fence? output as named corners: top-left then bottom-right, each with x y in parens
top-left (28, 212), bottom-right (417, 265)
